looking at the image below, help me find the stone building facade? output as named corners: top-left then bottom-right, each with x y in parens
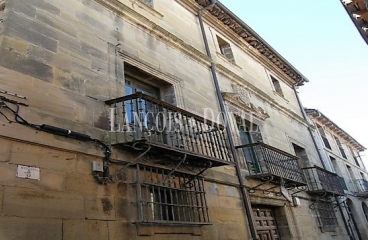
top-left (306, 109), bottom-right (368, 240)
top-left (0, 0), bottom-right (360, 239)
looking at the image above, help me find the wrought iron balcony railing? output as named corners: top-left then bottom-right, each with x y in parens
top-left (105, 93), bottom-right (233, 167)
top-left (302, 166), bottom-right (345, 196)
top-left (235, 142), bottom-right (306, 187)
top-left (355, 179), bottom-right (368, 197)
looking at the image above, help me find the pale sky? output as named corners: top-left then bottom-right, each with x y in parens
top-left (219, 0), bottom-right (368, 166)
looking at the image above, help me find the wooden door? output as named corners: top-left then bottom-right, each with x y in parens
top-left (253, 208), bottom-right (280, 240)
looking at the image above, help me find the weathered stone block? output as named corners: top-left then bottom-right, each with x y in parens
top-left (108, 221), bottom-right (137, 240)
top-left (0, 186), bottom-right (3, 213)
top-left (65, 173), bottom-right (118, 196)
top-left (6, 13), bottom-right (58, 53)
top-left (36, 9), bottom-right (77, 37)
top-left (0, 217), bottom-right (62, 240)
top-left (0, 162), bottom-right (65, 191)
top-left (0, 139), bottom-right (12, 162)
top-left (1, 36), bottom-right (30, 54)
top-left (10, 142), bottom-right (76, 172)
top-left (209, 207), bottom-right (246, 223)
top-left (217, 223), bottom-right (248, 240)
top-left (115, 197), bottom-right (137, 222)
top-left (0, 49), bottom-right (54, 82)
top-left (3, 187), bottom-right (84, 219)
top-left (81, 41), bottom-right (106, 60)
top-left (217, 195), bottom-right (242, 210)
top-left (63, 220), bottom-right (108, 240)
top-left (85, 195), bottom-right (116, 220)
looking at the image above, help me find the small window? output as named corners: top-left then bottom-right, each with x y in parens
top-left (317, 125), bottom-right (331, 150)
top-left (139, 0), bottom-right (153, 7)
top-left (270, 76), bottom-right (284, 97)
top-left (349, 147), bottom-right (360, 167)
top-left (315, 201), bottom-right (338, 232)
top-left (136, 164), bottom-right (210, 224)
top-left (292, 143), bottom-right (307, 164)
top-left (216, 36), bottom-right (235, 62)
top-left (334, 137), bottom-right (347, 159)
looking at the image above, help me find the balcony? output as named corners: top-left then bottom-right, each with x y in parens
top-left (302, 166), bottom-right (345, 196)
top-left (355, 179), bottom-right (368, 197)
top-left (105, 93), bottom-right (233, 167)
top-left (235, 143), bottom-right (306, 187)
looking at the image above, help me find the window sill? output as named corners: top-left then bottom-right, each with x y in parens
top-left (128, 0), bottom-right (164, 19)
top-left (216, 52), bottom-right (242, 70)
top-left (135, 222), bottom-right (210, 236)
top-left (272, 91), bottom-right (289, 103)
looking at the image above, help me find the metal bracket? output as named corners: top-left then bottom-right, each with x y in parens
top-left (183, 160), bottom-right (212, 188)
top-left (110, 142), bottom-right (151, 182)
top-left (333, 197), bottom-right (345, 210)
top-left (290, 185), bottom-right (307, 196)
top-left (248, 175), bottom-right (274, 193)
top-left (309, 192), bottom-right (328, 210)
top-left (163, 153), bottom-right (187, 183)
top-left (263, 184), bottom-right (280, 195)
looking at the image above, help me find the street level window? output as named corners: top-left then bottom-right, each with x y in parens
top-left (216, 36), bottom-right (235, 62)
top-left (135, 164), bottom-right (210, 224)
top-left (270, 75), bottom-right (284, 97)
top-left (315, 201), bottom-right (338, 232)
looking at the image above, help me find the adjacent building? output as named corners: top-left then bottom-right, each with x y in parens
top-left (341, 0), bottom-right (368, 44)
top-left (306, 108), bottom-right (368, 240)
top-left (0, 0), bottom-right (365, 239)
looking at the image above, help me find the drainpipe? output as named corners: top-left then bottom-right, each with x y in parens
top-left (197, 3), bottom-right (258, 240)
top-left (339, 198), bottom-right (355, 240)
top-left (293, 83), bottom-right (354, 240)
top-left (292, 83), bottom-right (326, 169)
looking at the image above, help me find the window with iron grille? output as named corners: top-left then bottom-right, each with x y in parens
top-left (315, 201), bottom-right (338, 232)
top-left (135, 164), bottom-right (210, 224)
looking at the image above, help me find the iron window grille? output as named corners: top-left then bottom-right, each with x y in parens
top-left (315, 201), bottom-right (338, 232)
top-left (135, 164), bottom-right (210, 225)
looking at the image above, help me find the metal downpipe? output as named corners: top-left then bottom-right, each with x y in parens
top-left (197, 6), bottom-right (258, 240)
top-left (292, 85), bottom-right (325, 169)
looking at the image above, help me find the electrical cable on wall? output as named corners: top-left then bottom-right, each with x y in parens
top-left (0, 95), bottom-right (111, 184)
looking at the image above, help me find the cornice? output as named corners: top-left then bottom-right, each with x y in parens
top-left (191, 0), bottom-right (307, 86)
top-left (306, 109), bottom-right (366, 152)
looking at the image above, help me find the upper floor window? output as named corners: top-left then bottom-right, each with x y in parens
top-left (349, 147), bottom-right (361, 167)
top-left (216, 36), bottom-right (235, 62)
top-left (140, 0), bottom-right (153, 7)
top-left (334, 137), bottom-right (347, 159)
top-left (270, 75), bottom-right (284, 97)
top-left (317, 125), bottom-right (331, 150)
